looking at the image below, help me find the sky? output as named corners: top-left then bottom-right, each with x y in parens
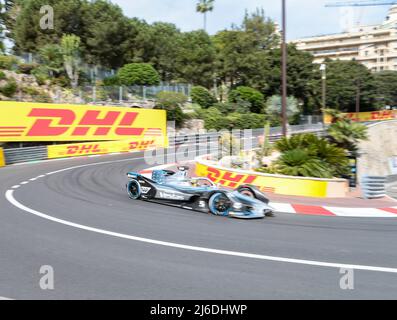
top-left (112, 0), bottom-right (392, 40)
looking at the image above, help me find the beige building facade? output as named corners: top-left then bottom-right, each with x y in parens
top-left (293, 5), bottom-right (397, 72)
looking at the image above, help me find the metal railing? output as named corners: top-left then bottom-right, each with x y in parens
top-left (4, 146), bottom-right (48, 165)
top-left (2, 124), bottom-right (325, 165)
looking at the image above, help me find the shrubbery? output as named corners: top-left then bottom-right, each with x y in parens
top-left (195, 106), bottom-right (267, 131)
top-left (155, 91), bottom-right (189, 127)
top-left (0, 79), bottom-right (18, 97)
top-left (103, 75), bottom-right (120, 86)
top-left (212, 102), bottom-right (250, 114)
top-left (0, 55), bottom-right (19, 70)
top-left (191, 86), bottom-right (217, 108)
top-left (270, 134), bottom-right (350, 178)
top-left (228, 86), bottom-right (265, 113)
top-left (118, 63), bottom-right (160, 86)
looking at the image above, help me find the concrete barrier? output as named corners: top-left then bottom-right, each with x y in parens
top-left (196, 157), bottom-right (349, 198)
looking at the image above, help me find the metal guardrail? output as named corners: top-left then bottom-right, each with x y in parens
top-left (4, 146), bottom-right (48, 165)
top-left (361, 176), bottom-right (387, 199)
top-left (2, 124), bottom-right (325, 165)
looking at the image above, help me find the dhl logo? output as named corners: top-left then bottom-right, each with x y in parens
top-left (26, 108), bottom-right (145, 137)
top-left (345, 110), bottom-right (397, 122)
top-left (206, 167), bottom-right (257, 188)
top-left (205, 166), bottom-right (276, 193)
top-left (128, 140), bottom-right (155, 150)
top-left (65, 140), bottom-right (156, 155)
top-left (0, 102), bottom-right (166, 142)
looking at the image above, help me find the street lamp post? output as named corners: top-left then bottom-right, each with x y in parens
top-left (320, 63), bottom-right (327, 111)
top-left (281, 0), bottom-right (288, 137)
top-left (320, 63), bottom-right (327, 129)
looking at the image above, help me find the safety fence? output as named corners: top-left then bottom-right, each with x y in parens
top-left (2, 124), bottom-right (324, 165)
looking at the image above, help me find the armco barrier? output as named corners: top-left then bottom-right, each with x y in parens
top-left (4, 145), bottom-right (47, 165)
top-left (196, 158), bottom-right (349, 198)
top-left (0, 147), bottom-right (5, 167)
top-left (361, 176), bottom-right (387, 199)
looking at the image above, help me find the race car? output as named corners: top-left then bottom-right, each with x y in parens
top-left (126, 166), bottom-right (274, 219)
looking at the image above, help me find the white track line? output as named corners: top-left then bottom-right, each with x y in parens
top-left (6, 189), bottom-right (397, 274)
top-left (0, 296), bottom-right (13, 300)
top-left (5, 153), bottom-right (397, 274)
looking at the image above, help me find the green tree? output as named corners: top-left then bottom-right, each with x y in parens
top-left (61, 34), bottom-right (81, 89)
top-left (143, 22), bottom-right (181, 81)
top-left (175, 30), bottom-right (215, 87)
top-left (191, 86), bottom-right (217, 108)
top-left (117, 63), bottom-right (160, 86)
top-left (266, 95), bottom-right (300, 125)
top-left (228, 86), bottom-right (265, 113)
top-left (214, 9), bottom-right (279, 91)
top-left (264, 44), bottom-right (320, 114)
top-left (10, 0), bottom-right (87, 53)
top-left (324, 59), bottom-right (377, 112)
top-left (373, 71), bottom-right (397, 107)
top-left (196, 0), bottom-right (215, 31)
top-left (81, 0), bottom-right (132, 68)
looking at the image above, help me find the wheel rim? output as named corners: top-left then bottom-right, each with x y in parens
top-left (210, 193), bottom-right (232, 216)
top-left (128, 180), bottom-right (141, 200)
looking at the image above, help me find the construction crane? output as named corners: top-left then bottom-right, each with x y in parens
top-left (326, 1), bottom-right (397, 7)
top-left (326, 1), bottom-right (397, 28)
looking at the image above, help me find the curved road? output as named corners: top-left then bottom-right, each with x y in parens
top-left (1, 150), bottom-right (397, 300)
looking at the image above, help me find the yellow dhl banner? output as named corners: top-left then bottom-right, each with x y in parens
top-left (48, 137), bottom-right (167, 159)
top-left (324, 110), bottom-right (397, 124)
top-left (196, 161), bottom-right (329, 198)
top-left (0, 101), bottom-right (166, 142)
top-left (0, 147), bottom-right (5, 167)
top-left (47, 137), bottom-right (167, 159)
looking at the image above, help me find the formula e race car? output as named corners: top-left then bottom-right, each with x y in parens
top-left (126, 166), bottom-right (274, 219)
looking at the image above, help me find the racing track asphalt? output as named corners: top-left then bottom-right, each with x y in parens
top-left (1, 148), bottom-right (397, 300)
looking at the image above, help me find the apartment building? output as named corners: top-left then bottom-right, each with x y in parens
top-left (293, 5), bottom-right (397, 72)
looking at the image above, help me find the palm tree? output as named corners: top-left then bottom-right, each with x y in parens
top-left (274, 149), bottom-right (334, 179)
top-left (328, 121), bottom-right (369, 156)
top-left (196, 0), bottom-right (215, 32)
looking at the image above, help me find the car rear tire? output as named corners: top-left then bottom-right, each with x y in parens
top-left (127, 179), bottom-right (142, 200)
top-left (208, 192), bottom-right (232, 216)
